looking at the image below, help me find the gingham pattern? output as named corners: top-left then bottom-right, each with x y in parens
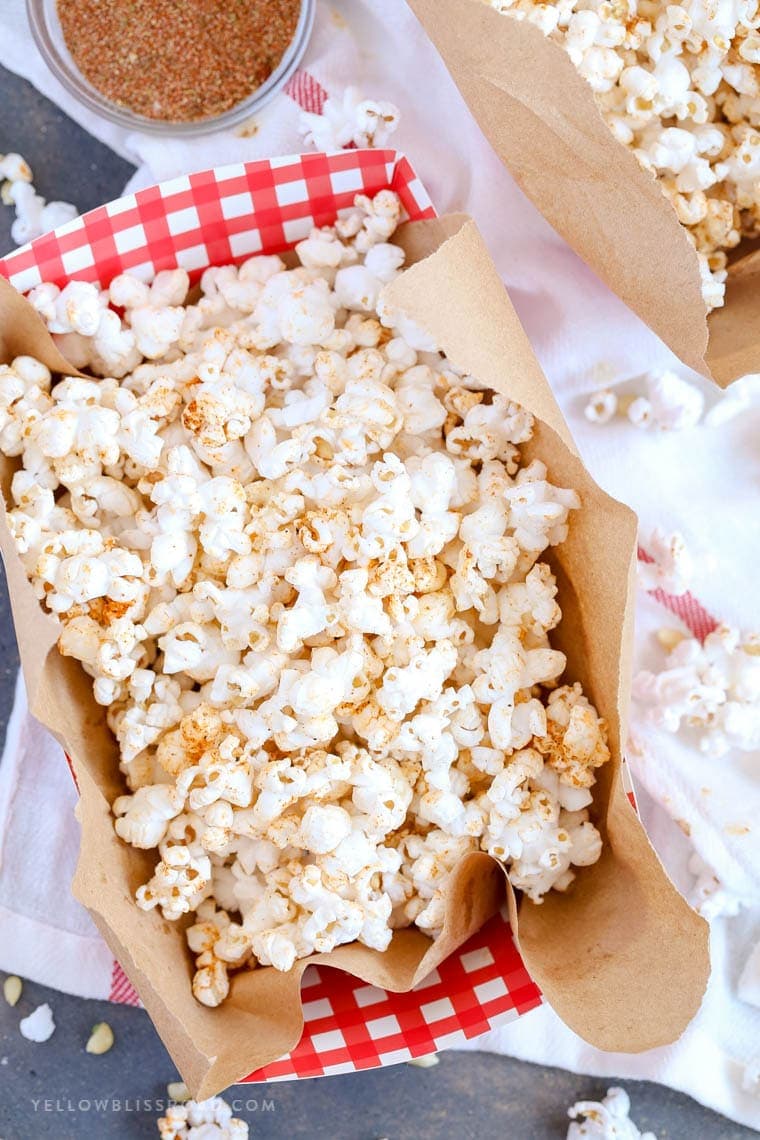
top-left (637, 546), bottom-right (719, 643)
top-left (0, 150), bottom-right (434, 294)
top-left (284, 69), bottom-right (328, 115)
top-left (105, 911), bottom-right (543, 1080)
top-left (245, 911), bottom-right (540, 1082)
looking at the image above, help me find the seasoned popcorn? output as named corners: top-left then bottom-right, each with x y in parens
top-left (1, 190), bottom-right (610, 1006)
top-left (489, 0), bottom-right (760, 309)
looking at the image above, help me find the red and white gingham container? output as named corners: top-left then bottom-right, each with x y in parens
top-left (0, 150), bottom-right (546, 1080)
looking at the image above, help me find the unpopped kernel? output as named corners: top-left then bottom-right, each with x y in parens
top-left (2, 190), bottom-right (609, 1006)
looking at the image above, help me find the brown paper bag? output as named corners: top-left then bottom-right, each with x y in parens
top-left (0, 215), bottom-right (709, 1098)
top-left (408, 0), bottom-right (760, 387)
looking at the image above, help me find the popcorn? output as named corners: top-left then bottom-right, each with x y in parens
top-left (490, 0), bottom-right (760, 308)
top-left (567, 1087), bottom-right (657, 1139)
top-left (688, 853), bottom-right (747, 919)
top-left (157, 1095), bottom-right (248, 1139)
top-left (641, 370), bottom-right (705, 430)
top-left (299, 86), bottom-right (401, 151)
top-left (19, 1003), bottom-right (56, 1043)
top-left (633, 624), bottom-right (760, 755)
top-left (47, 281), bottom-right (105, 337)
top-left (2, 189), bottom-right (609, 1007)
top-left (113, 784), bottom-right (185, 848)
top-left (638, 528), bottom-right (692, 595)
top-left (0, 150), bottom-right (77, 247)
top-left (584, 388), bottom-right (618, 424)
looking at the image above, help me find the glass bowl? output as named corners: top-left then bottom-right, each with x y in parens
top-left (27, 0), bottom-right (316, 136)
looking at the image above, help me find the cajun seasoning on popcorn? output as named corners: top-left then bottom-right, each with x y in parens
top-left (4, 189), bottom-right (611, 1008)
top-left (57, 0), bottom-right (302, 122)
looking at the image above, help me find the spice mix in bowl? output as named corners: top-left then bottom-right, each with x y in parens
top-left (29, 0), bottom-right (315, 133)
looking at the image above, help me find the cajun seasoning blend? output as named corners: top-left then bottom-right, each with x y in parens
top-left (57, 0), bottom-right (302, 122)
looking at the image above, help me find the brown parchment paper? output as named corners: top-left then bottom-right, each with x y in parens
top-left (0, 219), bottom-right (708, 1099)
top-left (408, 0), bottom-right (760, 387)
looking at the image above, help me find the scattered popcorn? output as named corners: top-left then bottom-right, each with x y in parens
top-left (157, 1095), bottom-right (248, 1139)
top-left (626, 396), bottom-right (654, 429)
top-left (688, 852), bottom-right (747, 918)
top-left (85, 1021), bottom-right (115, 1054)
top-left (638, 529), bottom-right (692, 595)
top-left (641, 371), bottom-right (705, 430)
top-left (633, 624), bottom-right (760, 755)
top-left (583, 388), bottom-right (617, 424)
top-left (623, 370), bottom-right (705, 430)
top-left (19, 1003), bottom-right (55, 1043)
top-left (490, 0), bottom-right (760, 308)
top-left (299, 86), bottom-right (401, 151)
top-left (567, 1087), bottom-right (657, 1139)
top-left (3, 975), bottom-right (22, 1007)
top-left (0, 150), bottom-right (77, 247)
top-left (408, 1053), bottom-right (440, 1067)
top-left (586, 372), bottom-right (704, 431)
top-left (3, 190), bottom-right (609, 1007)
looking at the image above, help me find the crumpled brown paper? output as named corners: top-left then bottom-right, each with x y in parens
top-left (408, 0), bottom-right (760, 387)
top-left (0, 216), bottom-right (708, 1098)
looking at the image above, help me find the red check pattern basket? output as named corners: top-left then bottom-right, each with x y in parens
top-left (0, 149), bottom-right (547, 1080)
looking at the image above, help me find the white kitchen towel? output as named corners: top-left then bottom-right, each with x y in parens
top-left (0, 0), bottom-right (759, 1130)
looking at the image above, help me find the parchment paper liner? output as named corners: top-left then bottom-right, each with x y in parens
top-left (0, 215), bottom-right (709, 1097)
top-left (409, 0), bottom-right (760, 388)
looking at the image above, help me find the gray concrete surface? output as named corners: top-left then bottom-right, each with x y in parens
top-left (0, 65), bottom-right (752, 1140)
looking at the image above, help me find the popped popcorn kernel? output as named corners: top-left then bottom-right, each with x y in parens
top-left (19, 1003), bottom-right (55, 1043)
top-left (638, 528), bottom-right (692, 595)
top-left (584, 388), bottom-right (618, 423)
top-left (567, 1086), bottom-right (657, 1138)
